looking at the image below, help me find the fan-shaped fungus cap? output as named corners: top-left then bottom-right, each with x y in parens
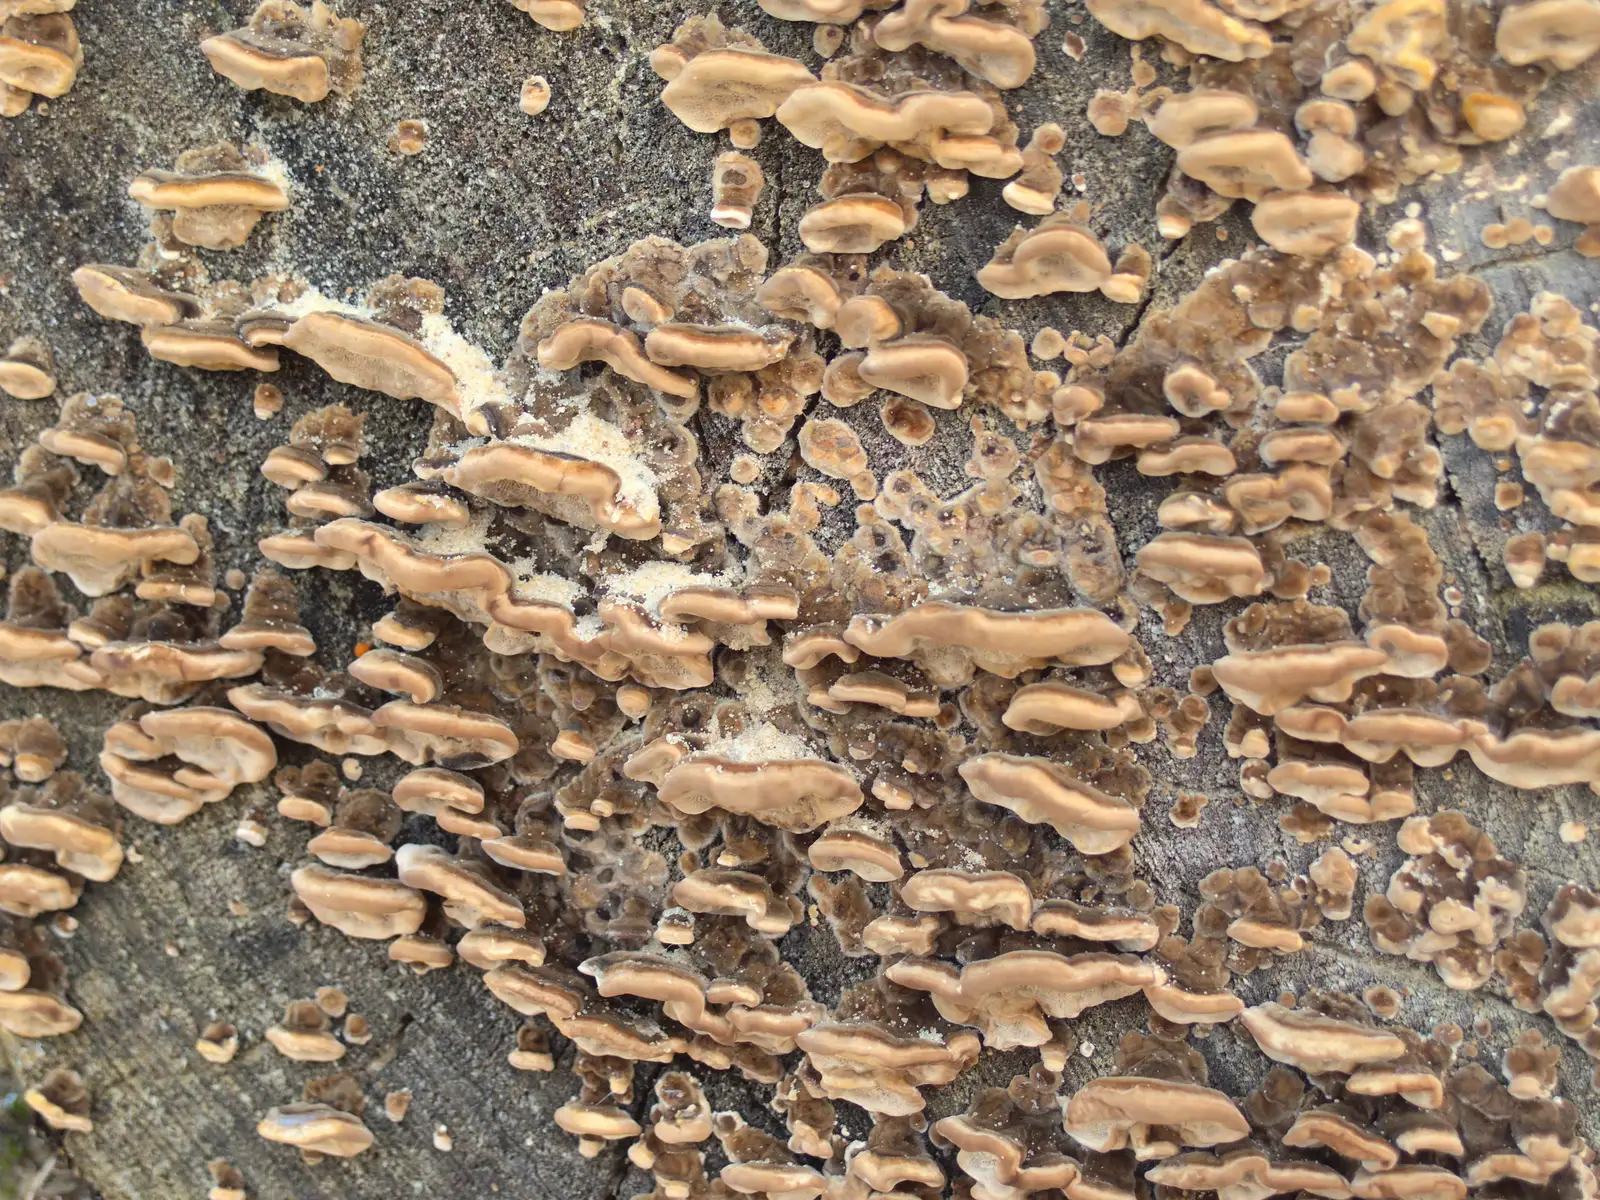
top-left (656, 46), bottom-right (815, 132)
top-left (1496, 0), bottom-right (1600, 67)
top-left (290, 864), bottom-right (427, 938)
top-left (266, 1000), bottom-right (345, 1062)
top-left (70, 265), bottom-right (199, 328)
top-left (1149, 90), bottom-right (1259, 148)
top-left (1547, 166), bottom-right (1600, 226)
top-left (855, 335), bottom-right (969, 409)
top-left (127, 166), bottom-right (291, 251)
top-left (644, 323), bottom-right (792, 373)
top-left (808, 825), bottom-right (904, 881)
top-left (348, 647), bottom-right (441, 705)
top-left (659, 755), bottom-right (862, 832)
top-left (1253, 192), bottom-right (1361, 257)
top-left (1147, 1151), bottom-right (1353, 1200)
top-left (1137, 533), bottom-right (1265, 603)
top-left (1349, 1166), bottom-right (1465, 1200)
top-left (1144, 981), bottom-right (1247, 1025)
top-left (537, 317), bottom-right (698, 399)
top-left (513, 0), bottom-right (585, 29)
top-left (901, 868), bottom-right (1034, 929)
top-left (960, 753), bottom-right (1140, 853)
top-left (1213, 642), bottom-right (1389, 714)
top-left (672, 868), bottom-right (799, 936)
top-left (0, 12), bottom-right (80, 98)
top-left (1285, 1109), bottom-right (1399, 1171)
top-left (798, 194), bottom-right (911, 255)
top-left (201, 0), bottom-right (365, 103)
top-left (459, 927), bottom-right (547, 971)
top-left (890, 950), bottom-right (1160, 1048)
top-left (0, 804), bottom-right (122, 882)
top-left (372, 700), bottom-right (518, 769)
top-left (871, 0), bottom-right (1039, 88)
top-left (1177, 131), bottom-right (1314, 201)
top-left (1083, 0), bottom-right (1271, 60)
top-left (845, 603), bottom-right (1129, 673)
top-left (394, 842), bottom-right (524, 928)
top-left (392, 766), bottom-right (484, 815)
top-left (1064, 1076), bottom-right (1251, 1157)
top-left (555, 1101), bottom-right (642, 1147)
top-left (1002, 682), bottom-right (1142, 734)
top-left (0, 989), bottom-right (82, 1037)
top-left (284, 311), bottom-right (458, 414)
top-left (1240, 1002), bottom-right (1406, 1073)
top-left (257, 1103), bottom-right (374, 1157)
top-left (195, 1021), bottom-right (240, 1064)
top-left (22, 1067), bottom-right (90, 1133)
top-left (32, 521), bottom-right (202, 598)
top-left (757, 262), bottom-right (845, 329)
top-left (979, 219), bottom-right (1114, 299)
top-left (0, 338), bottom-right (54, 400)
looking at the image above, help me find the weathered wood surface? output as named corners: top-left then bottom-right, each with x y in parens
top-left (0, 0), bottom-right (1597, 1197)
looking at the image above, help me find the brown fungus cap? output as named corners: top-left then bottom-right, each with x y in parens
top-left (901, 867), bottom-right (1034, 929)
top-left (1064, 1075), bottom-right (1250, 1158)
top-left (658, 754), bottom-right (862, 833)
top-left (200, 0), bottom-right (366, 103)
top-left (960, 753), bottom-right (1140, 853)
top-left (256, 1103), bottom-right (374, 1157)
top-left (979, 217), bottom-right (1115, 300)
top-left (1082, 0), bottom-right (1271, 60)
top-left (0, 338), bottom-right (55, 400)
top-left (394, 842), bottom-right (525, 928)
top-left (1240, 1002), bottom-right (1406, 1073)
top-left (654, 36), bottom-right (815, 134)
top-left (290, 864), bottom-right (427, 939)
top-left (283, 311), bottom-right (460, 417)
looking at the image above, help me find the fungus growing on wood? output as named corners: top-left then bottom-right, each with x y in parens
top-left (652, 16), bottom-right (816, 134)
top-left (24, 1066), bottom-right (91, 1132)
top-left (128, 143), bottom-right (290, 250)
top-left (711, 152), bottom-right (764, 229)
top-left (1064, 1075), bottom-right (1250, 1157)
top-left (1083, 0), bottom-right (1271, 61)
top-left (1363, 811), bottom-right (1527, 989)
top-left (0, 337), bottom-right (55, 399)
top-left (978, 214), bottom-right (1117, 300)
top-left (201, 0), bottom-right (366, 102)
top-left (257, 1103), bottom-right (374, 1158)
top-left (0, 9), bottom-right (81, 108)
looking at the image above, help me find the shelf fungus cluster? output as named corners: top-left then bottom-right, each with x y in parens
top-left (30, 188), bottom-right (1600, 1178)
top-left (5, 0), bottom-right (1600, 1181)
top-left (649, 9), bottom-right (1137, 298)
top-left (0, 716), bottom-right (115, 1058)
top-left (1088, 0), bottom-right (1600, 256)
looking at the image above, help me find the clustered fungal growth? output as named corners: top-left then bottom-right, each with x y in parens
top-left (4, 0), bottom-right (1600, 1188)
top-left (1083, 0), bottom-right (1600, 254)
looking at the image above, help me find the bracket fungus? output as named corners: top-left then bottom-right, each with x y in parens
top-left (201, 0), bottom-right (365, 103)
top-left (8, 21), bottom-right (1600, 1187)
top-left (128, 143), bottom-right (290, 251)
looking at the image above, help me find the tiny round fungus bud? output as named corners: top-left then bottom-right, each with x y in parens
top-left (196, 1021), bottom-right (240, 1064)
top-left (388, 119), bottom-right (426, 155)
top-left (728, 117), bottom-right (761, 149)
top-left (384, 1088), bottom-right (411, 1122)
top-left (252, 383), bottom-right (283, 419)
top-left (433, 1124), bottom-right (452, 1151)
top-left (519, 74), bottom-right (551, 116)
